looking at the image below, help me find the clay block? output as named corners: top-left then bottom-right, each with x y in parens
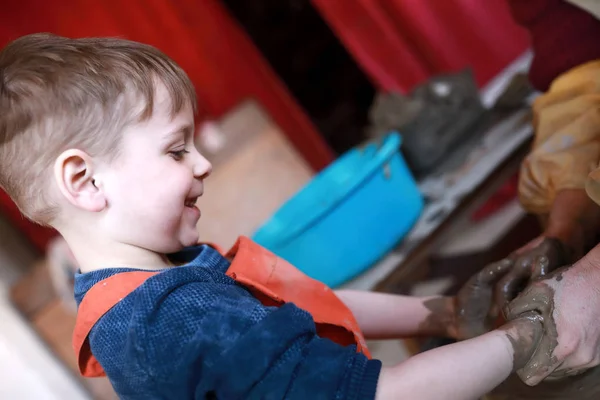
top-left (368, 69), bottom-right (486, 177)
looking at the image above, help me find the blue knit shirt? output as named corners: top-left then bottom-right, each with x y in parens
top-left (74, 244), bottom-right (382, 399)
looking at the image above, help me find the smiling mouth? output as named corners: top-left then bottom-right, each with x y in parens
top-left (185, 198), bottom-right (198, 207)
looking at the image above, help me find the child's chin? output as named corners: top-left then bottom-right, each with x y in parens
top-left (181, 230), bottom-right (200, 247)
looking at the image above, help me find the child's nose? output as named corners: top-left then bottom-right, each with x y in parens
top-left (193, 151), bottom-right (212, 179)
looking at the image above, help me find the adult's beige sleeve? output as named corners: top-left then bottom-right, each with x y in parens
top-left (518, 61), bottom-right (600, 214)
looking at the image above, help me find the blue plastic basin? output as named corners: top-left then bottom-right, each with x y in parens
top-left (252, 132), bottom-right (423, 287)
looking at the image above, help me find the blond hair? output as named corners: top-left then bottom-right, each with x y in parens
top-left (0, 33), bottom-right (197, 225)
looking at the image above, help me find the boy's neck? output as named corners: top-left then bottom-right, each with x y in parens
top-left (59, 229), bottom-right (172, 273)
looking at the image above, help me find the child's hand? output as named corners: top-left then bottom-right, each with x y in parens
top-left (453, 258), bottom-right (515, 340)
top-left (499, 312), bottom-right (544, 372)
top-left (422, 291), bottom-right (497, 340)
top-left (420, 296), bottom-right (459, 338)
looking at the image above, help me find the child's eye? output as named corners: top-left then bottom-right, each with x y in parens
top-left (169, 149), bottom-right (190, 161)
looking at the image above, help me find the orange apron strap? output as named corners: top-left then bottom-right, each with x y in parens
top-left (73, 271), bottom-right (158, 377)
top-left (225, 237), bottom-right (371, 358)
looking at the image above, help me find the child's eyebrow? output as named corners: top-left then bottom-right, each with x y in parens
top-left (162, 124), bottom-right (194, 141)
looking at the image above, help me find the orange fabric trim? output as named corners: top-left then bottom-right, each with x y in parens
top-left (72, 271), bottom-right (158, 377)
top-left (225, 237), bottom-right (371, 357)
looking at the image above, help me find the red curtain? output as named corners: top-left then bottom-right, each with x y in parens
top-left (312, 0), bottom-right (530, 92)
top-left (1, 0), bottom-right (335, 252)
top-left (1, 0), bottom-right (333, 169)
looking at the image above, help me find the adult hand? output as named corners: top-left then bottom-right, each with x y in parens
top-left (494, 188), bottom-right (598, 310)
top-left (451, 236), bottom-right (573, 341)
top-left (494, 236), bottom-right (574, 310)
top-left (505, 249), bottom-right (600, 386)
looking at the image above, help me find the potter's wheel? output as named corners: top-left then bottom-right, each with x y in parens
top-left (486, 366), bottom-right (600, 400)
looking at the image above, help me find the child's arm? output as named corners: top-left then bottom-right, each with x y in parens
top-left (335, 290), bottom-right (457, 339)
top-left (336, 256), bottom-right (516, 341)
top-left (375, 316), bottom-right (542, 400)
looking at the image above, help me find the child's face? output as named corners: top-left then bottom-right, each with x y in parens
top-left (99, 85), bottom-right (212, 254)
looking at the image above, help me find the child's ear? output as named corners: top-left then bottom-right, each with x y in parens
top-left (54, 149), bottom-right (106, 212)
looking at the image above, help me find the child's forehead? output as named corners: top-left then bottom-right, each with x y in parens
top-left (153, 81), bottom-right (175, 108)
top-left (127, 93), bottom-right (194, 139)
top-left (126, 90), bottom-right (191, 130)
top-left (147, 81), bottom-right (193, 121)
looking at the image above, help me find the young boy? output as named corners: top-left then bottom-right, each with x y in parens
top-left (0, 33), bottom-right (540, 400)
